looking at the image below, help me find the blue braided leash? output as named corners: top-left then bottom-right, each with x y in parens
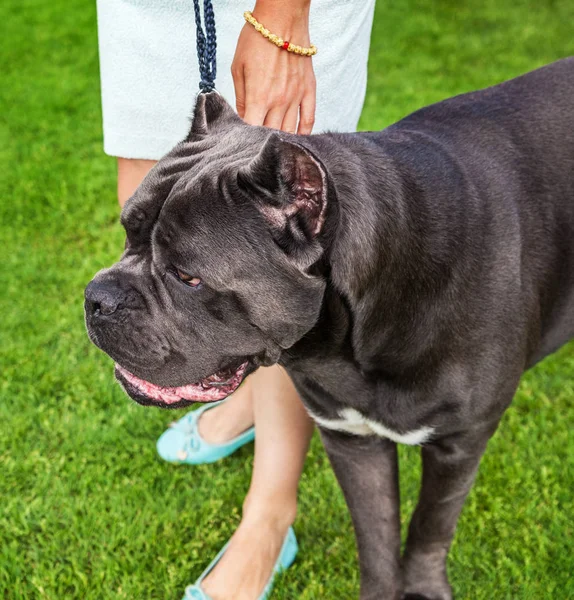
top-left (193, 0), bottom-right (217, 93)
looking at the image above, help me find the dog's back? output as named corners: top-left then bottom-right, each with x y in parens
top-left (383, 58), bottom-right (574, 366)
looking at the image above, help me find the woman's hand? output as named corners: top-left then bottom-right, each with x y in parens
top-left (231, 1), bottom-right (316, 134)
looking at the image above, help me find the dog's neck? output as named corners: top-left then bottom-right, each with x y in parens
top-left (307, 134), bottom-right (412, 298)
top-left (294, 131), bottom-right (470, 377)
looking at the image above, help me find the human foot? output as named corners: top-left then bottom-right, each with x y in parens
top-left (197, 391), bottom-right (255, 445)
top-left (200, 514), bottom-right (295, 600)
top-left (157, 398), bottom-right (254, 464)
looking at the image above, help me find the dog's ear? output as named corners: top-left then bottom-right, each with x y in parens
top-left (188, 92), bottom-right (241, 136)
top-left (238, 134), bottom-right (328, 257)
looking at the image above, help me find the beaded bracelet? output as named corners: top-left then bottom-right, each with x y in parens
top-left (243, 11), bottom-right (318, 56)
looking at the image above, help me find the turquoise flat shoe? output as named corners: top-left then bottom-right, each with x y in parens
top-left (182, 527), bottom-right (298, 600)
top-left (156, 400), bottom-right (255, 465)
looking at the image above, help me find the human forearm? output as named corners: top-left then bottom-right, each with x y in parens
top-left (231, 0), bottom-right (316, 134)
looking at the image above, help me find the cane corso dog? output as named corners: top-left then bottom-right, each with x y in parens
top-left (85, 58), bottom-right (574, 599)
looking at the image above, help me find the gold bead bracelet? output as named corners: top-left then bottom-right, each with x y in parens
top-left (243, 11), bottom-right (317, 56)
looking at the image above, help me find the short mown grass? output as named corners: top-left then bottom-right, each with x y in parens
top-left (1, 0), bottom-right (573, 598)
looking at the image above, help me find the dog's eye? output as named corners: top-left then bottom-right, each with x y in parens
top-left (176, 269), bottom-right (202, 288)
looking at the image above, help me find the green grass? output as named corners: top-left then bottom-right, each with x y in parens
top-left (1, 0), bottom-right (573, 598)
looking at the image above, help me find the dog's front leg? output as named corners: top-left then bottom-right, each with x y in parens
top-left (402, 421), bottom-right (500, 600)
top-left (320, 429), bottom-right (403, 600)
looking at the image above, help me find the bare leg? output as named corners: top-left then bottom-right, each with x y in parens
top-left (202, 365), bottom-right (314, 600)
top-left (198, 376), bottom-right (257, 443)
top-left (117, 158), bottom-right (157, 207)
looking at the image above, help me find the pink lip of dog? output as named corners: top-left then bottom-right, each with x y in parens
top-left (115, 362), bottom-right (248, 404)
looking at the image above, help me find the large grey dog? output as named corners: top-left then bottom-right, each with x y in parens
top-left (85, 58), bottom-right (574, 599)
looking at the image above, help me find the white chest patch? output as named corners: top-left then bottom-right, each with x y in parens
top-left (310, 407), bottom-right (434, 446)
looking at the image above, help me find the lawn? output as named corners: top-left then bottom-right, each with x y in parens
top-left (1, 0), bottom-right (573, 598)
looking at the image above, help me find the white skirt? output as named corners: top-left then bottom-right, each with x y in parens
top-left (97, 0), bottom-right (376, 159)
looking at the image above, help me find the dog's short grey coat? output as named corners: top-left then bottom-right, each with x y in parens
top-left (85, 58), bottom-right (574, 599)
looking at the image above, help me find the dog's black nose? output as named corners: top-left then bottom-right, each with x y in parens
top-left (85, 280), bottom-right (124, 316)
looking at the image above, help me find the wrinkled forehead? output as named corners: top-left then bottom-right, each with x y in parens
top-left (122, 122), bottom-right (265, 229)
top-left (154, 166), bottom-right (272, 278)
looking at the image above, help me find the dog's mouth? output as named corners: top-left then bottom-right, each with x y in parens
top-left (114, 362), bottom-right (249, 408)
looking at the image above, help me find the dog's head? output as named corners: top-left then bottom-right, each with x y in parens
top-left (85, 93), bottom-right (330, 408)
